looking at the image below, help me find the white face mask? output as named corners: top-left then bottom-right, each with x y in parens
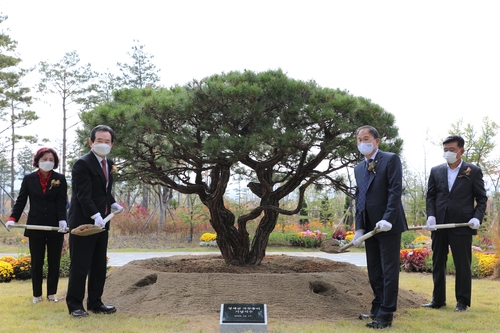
top-left (357, 142), bottom-right (375, 156)
top-left (93, 143), bottom-right (111, 156)
top-left (39, 161), bottom-right (54, 171)
top-left (443, 151), bottom-right (458, 164)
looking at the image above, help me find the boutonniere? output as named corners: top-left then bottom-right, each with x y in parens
top-left (458, 166), bottom-right (471, 179)
top-left (49, 179), bottom-right (61, 190)
top-left (367, 160), bottom-right (378, 175)
top-left (111, 165), bottom-right (118, 174)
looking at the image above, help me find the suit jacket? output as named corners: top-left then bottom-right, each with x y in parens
top-left (354, 150), bottom-right (408, 233)
top-left (426, 161), bottom-right (487, 235)
top-left (10, 171), bottom-right (68, 237)
top-left (67, 151), bottom-right (116, 230)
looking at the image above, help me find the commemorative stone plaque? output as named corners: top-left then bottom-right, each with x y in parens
top-left (220, 303), bottom-right (267, 333)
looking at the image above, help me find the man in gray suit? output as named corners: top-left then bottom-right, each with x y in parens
top-left (353, 125), bottom-right (408, 329)
top-left (423, 135), bottom-right (487, 312)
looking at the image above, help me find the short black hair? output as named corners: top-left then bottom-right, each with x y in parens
top-left (90, 125), bottom-right (115, 143)
top-left (443, 135), bottom-right (464, 148)
top-left (356, 125), bottom-right (380, 139)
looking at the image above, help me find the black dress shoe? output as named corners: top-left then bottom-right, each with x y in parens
top-left (70, 309), bottom-right (89, 318)
top-left (366, 317), bottom-right (392, 329)
top-left (422, 301), bottom-right (446, 309)
top-left (89, 304), bottom-right (116, 314)
top-left (455, 302), bottom-right (468, 312)
top-left (359, 313), bottom-right (376, 320)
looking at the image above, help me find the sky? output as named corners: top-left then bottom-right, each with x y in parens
top-left (1, 0), bottom-right (500, 177)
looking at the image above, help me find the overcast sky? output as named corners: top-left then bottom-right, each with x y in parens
top-left (2, 0), bottom-right (500, 175)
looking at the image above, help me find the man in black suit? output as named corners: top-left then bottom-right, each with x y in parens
top-left (352, 125), bottom-right (408, 329)
top-left (66, 125), bottom-right (123, 317)
top-left (422, 135), bottom-right (487, 312)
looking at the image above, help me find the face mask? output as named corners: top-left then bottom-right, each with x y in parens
top-left (39, 161), bottom-right (54, 171)
top-left (93, 143), bottom-right (111, 156)
top-left (443, 151), bottom-right (458, 164)
top-left (357, 142), bottom-right (375, 156)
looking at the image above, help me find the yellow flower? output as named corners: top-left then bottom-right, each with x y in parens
top-left (200, 232), bottom-right (217, 242)
top-left (111, 165), bottom-right (118, 174)
top-left (49, 179), bottom-right (61, 190)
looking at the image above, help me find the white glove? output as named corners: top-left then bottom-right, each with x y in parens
top-left (111, 203), bottom-right (123, 213)
top-left (5, 221), bottom-right (16, 230)
top-left (469, 218), bottom-right (480, 230)
top-left (376, 220), bottom-right (392, 232)
top-left (426, 216), bottom-right (437, 231)
top-left (92, 213), bottom-right (105, 229)
top-left (352, 229), bottom-right (365, 247)
top-left (58, 220), bottom-right (67, 233)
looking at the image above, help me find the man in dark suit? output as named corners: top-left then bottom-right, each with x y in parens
top-left (352, 125), bottom-right (408, 329)
top-left (422, 135), bottom-right (487, 312)
top-left (66, 125), bottom-right (123, 317)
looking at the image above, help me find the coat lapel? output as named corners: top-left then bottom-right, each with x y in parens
top-left (449, 162), bottom-right (468, 194)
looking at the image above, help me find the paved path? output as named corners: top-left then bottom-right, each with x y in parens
top-left (1, 251), bottom-right (367, 267)
top-left (106, 251), bottom-right (367, 267)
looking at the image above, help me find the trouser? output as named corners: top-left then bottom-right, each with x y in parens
top-left (29, 233), bottom-right (64, 297)
top-left (431, 230), bottom-right (472, 306)
top-left (66, 231), bottom-right (108, 312)
top-left (365, 231), bottom-right (402, 318)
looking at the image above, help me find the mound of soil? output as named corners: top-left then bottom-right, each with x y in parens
top-left (102, 254), bottom-right (427, 322)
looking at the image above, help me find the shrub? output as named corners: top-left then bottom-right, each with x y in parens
top-left (42, 248), bottom-right (71, 278)
top-left (0, 261), bottom-right (13, 282)
top-left (473, 251), bottom-right (498, 278)
top-left (401, 230), bottom-right (417, 248)
top-left (200, 232), bottom-right (217, 242)
top-left (12, 256), bottom-right (31, 280)
top-left (332, 229), bottom-right (346, 240)
top-left (400, 248), bottom-right (431, 272)
top-left (288, 230), bottom-right (326, 248)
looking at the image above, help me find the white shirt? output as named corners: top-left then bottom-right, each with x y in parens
top-left (446, 160), bottom-right (463, 192)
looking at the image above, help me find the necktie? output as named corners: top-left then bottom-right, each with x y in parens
top-left (101, 159), bottom-right (108, 182)
top-left (356, 158), bottom-right (373, 212)
top-left (101, 159), bottom-right (109, 214)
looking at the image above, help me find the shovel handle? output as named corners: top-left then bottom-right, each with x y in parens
top-left (103, 208), bottom-right (124, 224)
top-left (9, 224), bottom-right (67, 232)
top-left (408, 222), bottom-right (473, 231)
top-left (338, 226), bottom-right (381, 252)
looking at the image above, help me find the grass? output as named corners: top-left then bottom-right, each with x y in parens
top-left (1, 270), bottom-right (498, 332)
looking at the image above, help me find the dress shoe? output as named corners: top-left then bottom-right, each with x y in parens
top-left (422, 301), bottom-right (446, 309)
top-left (89, 304), bottom-right (116, 314)
top-left (366, 317), bottom-right (392, 329)
top-left (47, 295), bottom-right (59, 302)
top-left (70, 309), bottom-right (89, 318)
top-left (359, 313), bottom-right (375, 320)
top-left (455, 302), bottom-right (468, 312)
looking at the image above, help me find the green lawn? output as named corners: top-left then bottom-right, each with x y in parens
top-left (1, 271), bottom-right (498, 332)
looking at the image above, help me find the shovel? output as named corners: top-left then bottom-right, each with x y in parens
top-left (8, 224), bottom-right (69, 233)
top-left (330, 226), bottom-right (383, 254)
top-left (71, 208), bottom-right (124, 236)
top-left (408, 222), bottom-right (473, 231)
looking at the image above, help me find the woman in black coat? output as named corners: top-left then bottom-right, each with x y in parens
top-left (6, 148), bottom-right (68, 304)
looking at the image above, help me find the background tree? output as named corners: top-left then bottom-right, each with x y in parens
top-left (449, 117), bottom-right (499, 232)
top-left (0, 14), bottom-right (37, 206)
top-left (117, 40), bottom-right (161, 89)
top-left (4, 68), bottom-right (37, 207)
top-left (78, 69), bottom-right (402, 265)
top-left (115, 40), bottom-right (162, 215)
top-left (38, 50), bottom-right (98, 175)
